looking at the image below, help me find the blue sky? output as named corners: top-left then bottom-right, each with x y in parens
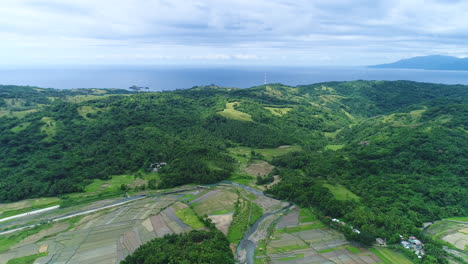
top-left (0, 0), bottom-right (467, 66)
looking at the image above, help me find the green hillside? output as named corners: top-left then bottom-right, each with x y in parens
top-left (0, 81), bottom-right (466, 263)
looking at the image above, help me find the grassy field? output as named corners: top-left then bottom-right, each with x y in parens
top-left (6, 252), bottom-right (48, 264)
top-left (40, 117), bottom-right (56, 141)
top-left (0, 223), bottom-right (53, 253)
top-left (60, 191), bottom-right (125, 208)
top-left (255, 239), bottom-right (267, 262)
top-left (445, 216), bottom-right (468, 222)
top-left (276, 222), bottom-right (325, 234)
top-left (228, 145), bottom-right (301, 162)
top-left (180, 194), bottom-right (197, 202)
top-left (382, 108), bottom-right (426, 127)
top-left (317, 245), bottom-right (360, 254)
top-left (342, 109), bottom-right (355, 120)
top-left (0, 197), bottom-right (62, 218)
top-left (324, 144), bottom-right (345, 151)
top-left (84, 175), bottom-right (135, 193)
top-left (278, 253), bottom-right (304, 261)
top-left (265, 107), bottom-right (292, 116)
top-left (370, 248), bottom-right (413, 264)
top-left (299, 208), bottom-right (317, 223)
top-left (10, 122), bottom-right (31, 133)
top-left (228, 173), bottom-right (255, 185)
top-left (324, 128), bottom-right (343, 138)
top-left (227, 199), bottom-right (263, 244)
top-left (191, 190), bottom-right (237, 216)
top-left (317, 245), bottom-right (347, 253)
top-left (347, 246), bottom-right (361, 253)
top-left (174, 207), bottom-right (204, 229)
top-left (0, 109), bottom-right (39, 119)
top-left (269, 244), bottom-right (309, 254)
top-left (218, 102), bottom-right (253, 122)
top-left (323, 183), bottom-right (360, 202)
top-left (77, 106), bottom-right (102, 119)
top-left (63, 94), bottom-right (117, 103)
top-left (211, 209), bottom-right (231, 215)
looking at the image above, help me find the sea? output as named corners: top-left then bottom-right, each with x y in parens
top-left (1, 65), bottom-right (468, 91)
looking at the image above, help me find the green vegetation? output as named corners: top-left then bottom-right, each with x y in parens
top-left (269, 244), bottom-right (309, 254)
top-left (445, 217), bottom-right (468, 222)
top-left (322, 183), bottom-right (360, 202)
top-left (324, 144), bottom-right (345, 151)
top-left (316, 245), bottom-right (360, 254)
top-left (276, 222), bottom-right (325, 234)
top-left (218, 102), bottom-right (253, 122)
top-left (370, 248), bottom-right (413, 264)
top-left (174, 207), bottom-right (205, 229)
top-left (0, 223), bottom-right (52, 253)
top-left (265, 107), bottom-right (292, 116)
top-left (181, 194), bottom-right (197, 202)
top-left (228, 145), bottom-right (301, 162)
top-left (84, 175), bottom-right (135, 193)
top-left (60, 191), bottom-right (124, 208)
top-left (347, 246), bottom-right (361, 253)
top-left (212, 209), bottom-right (231, 215)
top-left (1, 81), bottom-right (467, 263)
top-left (10, 122), bottom-right (31, 133)
top-left (228, 173), bottom-right (254, 185)
top-left (254, 239), bottom-right (268, 263)
top-left (278, 253), bottom-right (304, 261)
top-left (227, 198), bottom-right (263, 244)
top-left (121, 230), bottom-right (234, 264)
top-left (317, 245), bottom-right (348, 253)
top-left (0, 203), bottom-right (59, 219)
top-left (6, 252), bottom-right (48, 264)
top-left (299, 208), bottom-right (317, 223)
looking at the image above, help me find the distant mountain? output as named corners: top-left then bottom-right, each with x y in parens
top-left (371, 55), bottom-right (468, 71)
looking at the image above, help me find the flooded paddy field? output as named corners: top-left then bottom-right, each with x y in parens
top-left (0, 183), bottom-right (263, 264)
top-left (425, 219), bottom-right (468, 261)
top-left (255, 208), bottom-right (386, 264)
top-left (0, 180), bottom-right (416, 264)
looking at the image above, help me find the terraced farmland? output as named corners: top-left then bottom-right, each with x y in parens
top-left (255, 208), bottom-right (405, 264)
top-left (0, 183), bottom-right (273, 264)
top-left (0, 193), bottom-right (199, 264)
top-left (425, 219), bottom-right (468, 261)
top-left (0, 182), bottom-right (417, 264)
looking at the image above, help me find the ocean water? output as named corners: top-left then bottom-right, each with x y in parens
top-left (1, 66), bottom-right (468, 91)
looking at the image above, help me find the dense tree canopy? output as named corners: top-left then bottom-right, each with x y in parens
top-left (121, 230), bottom-right (234, 264)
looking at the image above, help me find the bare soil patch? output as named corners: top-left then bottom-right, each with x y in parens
top-left (38, 244), bottom-right (48, 253)
top-left (192, 190), bottom-right (238, 216)
top-left (209, 213), bottom-right (233, 235)
top-left (15, 222), bottom-right (69, 247)
top-left (244, 161), bottom-right (274, 177)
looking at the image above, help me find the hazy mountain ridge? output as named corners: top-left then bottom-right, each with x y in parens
top-left (371, 55), bottom-right (468, 71)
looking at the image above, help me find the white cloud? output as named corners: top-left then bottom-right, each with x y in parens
top-left (0, 0), bottom-right (467, 65)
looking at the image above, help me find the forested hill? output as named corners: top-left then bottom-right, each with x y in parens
top-left (371, 55), bottom-right (468, 71)
top-left (0, 82), bottom-right (466, 231)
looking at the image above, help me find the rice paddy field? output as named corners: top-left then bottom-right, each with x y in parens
top-left (426, 219), bottom-right (468, 252)
top-left (1, 175), bottom-right (416, 264)
top-left (0, 183), bottom-right (271, 264)
top-left (0, 186), bottom-right (216, 264)
top-left (254, 208), bottom-right (413, 264)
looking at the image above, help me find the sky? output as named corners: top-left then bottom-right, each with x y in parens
top-left (0, 0), bottom-right (467, 66)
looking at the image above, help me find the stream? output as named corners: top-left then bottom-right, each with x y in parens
top-left (232, 182), bottom-right (293, 264)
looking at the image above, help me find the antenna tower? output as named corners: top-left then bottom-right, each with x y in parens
top-left (264, 72), bottom-right (267, 85)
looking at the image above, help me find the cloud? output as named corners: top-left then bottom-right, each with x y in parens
top-left (0, 0), bottom-right (467, 65)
